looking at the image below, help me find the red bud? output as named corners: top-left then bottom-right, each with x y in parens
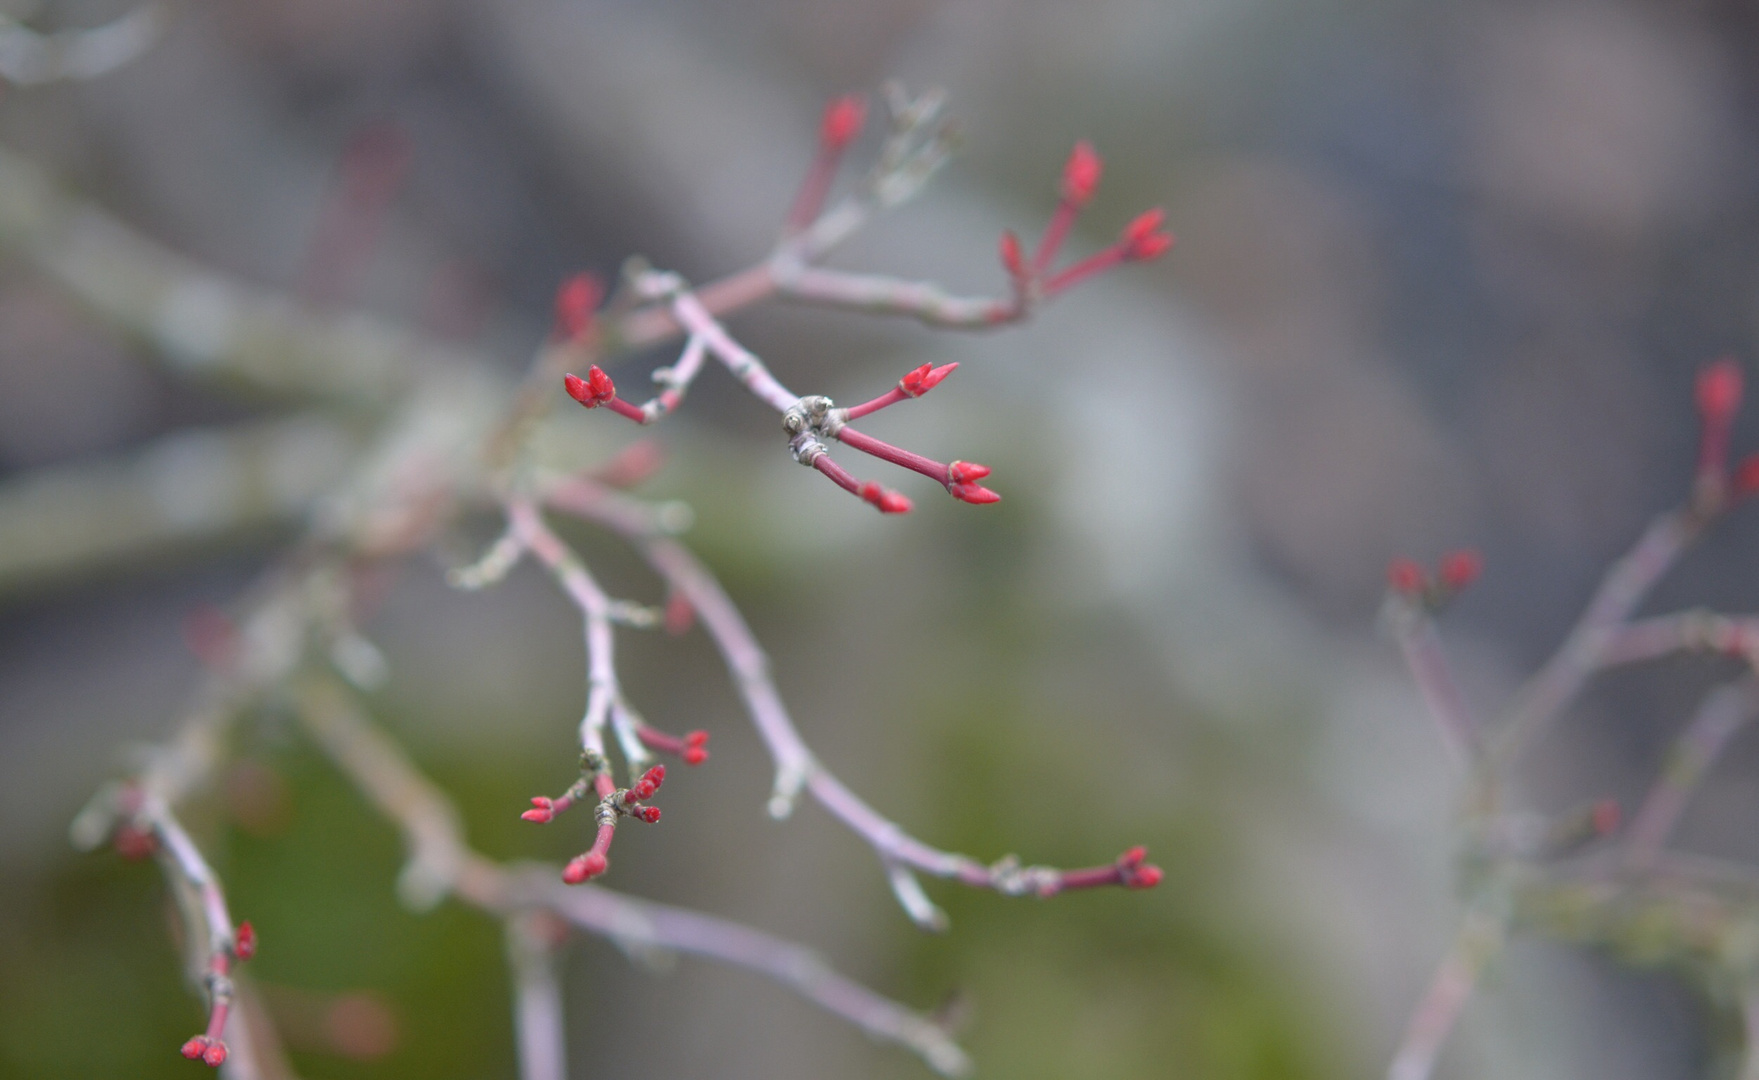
top-left (1126, 864), bottom-right (1164, 889)
top-left (637, 806), bottom-right (661, 824)
top-left (233, 921), bottom-right (256, 962)
top-left (182, 1037), bottom-right (209, 1060)
top-left (554, 274), bottom-right (602, 341)
top-left (1000, 230), bottom-right (1025, 279)
top-left (202, 1042), bottom-right (228, 1068)
top-left (1697, 357), bottom-right (1744, 424)
top-left (950, 483), bottom-right (1001, 505)
top-left (1386, 557), bottom-right (1426, 596)
top-left (821, 95), bottom-right (867, 151)
top-left (1438, 549), bottom-right (1482, 592)
top-left (563, 853), bottom-right (607, 883)
top-left (1060, 141), bottom-right (1103, 206)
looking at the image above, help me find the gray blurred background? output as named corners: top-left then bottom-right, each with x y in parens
top-left (5, 0), bottom-right (1759, 1077)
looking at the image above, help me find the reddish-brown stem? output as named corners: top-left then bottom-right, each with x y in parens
top-left (1043, 246), bottom-right (1126, 296)
top-left (835, 426), bottom-right (948, 484)
top-left (1388, 602), bottom-right (1479, 767)
top-left (1032, 199), bottom-right (1082, 278)
top-left (843, 387), bottom-right (909, 420)
top-left (810, 454), bottom-right (911, 513)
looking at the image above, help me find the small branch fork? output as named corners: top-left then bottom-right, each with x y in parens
top-left (539, 475), bottom-right (1162, 931)
top-left (554, 87), bottom-right (1170, 516)
top-left (1378, 358), bottom-right (1759, 1079)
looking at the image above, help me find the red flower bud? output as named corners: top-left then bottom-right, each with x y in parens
top-left (1060, 140), bottom-right (1103, 206)
top-left (1119, 208), bottom-right (1173, 261)
top-left (1697, 357), bottom-right (1744, 424)
top-left (182, 1037), bottom-right (209, 1060)
top-left (1386, 557), bottom-right (1426, 596)
top-left (233, 921), bottom-right (256, 962)
top-left (858, 482), bottom-right (913, 514)
top-left (1119, 845), bottom-right (1147, 868)
top-left (664, 592), bottom-right (695, 636)
top-left (113, 825), bottom-right (157, 860)
top-left (637, 806), bottom-right (661, 824)
top-left (1437, 549), bottom-right (1482, 592)
top-left (999, 230), bottom-right (1026, 279)
top-left (1734, 454), bottom-right (1759, 499)
top-left (522, 797), bottom-right (555, 823)
top-left (949, 482), bottom-right (1001, 505)
top-left (683, 746), bottom-right (709, 766)
top-left (948, 461), bottom-right (991, 484)
top-left (562, 853), bottom-right (608, 883)
top-left (1126, 864), bottom-right (1164, 889)
top-left (821, 95), bottom-right (867, 152)
top-left (554, 274), bottom-right (602, 341)
top-left (563, 366), bottom-right (617, 409)
top-left (899, 362), bottom-right (957, 398)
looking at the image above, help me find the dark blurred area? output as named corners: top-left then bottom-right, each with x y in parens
top-left (5, 0), bottom-right (1759, 1078)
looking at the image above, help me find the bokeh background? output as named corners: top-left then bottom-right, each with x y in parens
top-left (5, 0), bottom-right (1759, 1077)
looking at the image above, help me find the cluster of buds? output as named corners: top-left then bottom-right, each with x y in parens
top-left (1000, 140), bottom-right (1174, 303)
top-left (527, 752), bottom-right (676, 884)
top-left (180, 921), bottom-right (256, 1068)
top-left (1386, 549), bottom-right (1483, 609)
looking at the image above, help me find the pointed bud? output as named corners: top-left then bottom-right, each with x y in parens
top-left (521, 797), bottom-right (555, 823)
top-left (562, 852), bottom-right (608, 884)
top-left (1119, 845), bottom-right (1147, 868)
top-left (948, 461), bottom-right (991, 484)
top-left (1438, 549), bottom-right (1482, 592)
top-left (1386, 557), bottom-right (1426, 596)
top-left (182, 1037), bottom-right (209, 1060)
top-left (950, 482), bottom-right (1001, 505)
top-left (821, 95), bottom-right (867, 152)
top-left (1734, 454), bottom-right (1759, 500)
top-left (554, 274), bottom-right (602, 341)
top-left (899, 362), bottom-right (957, 398)
top-left (683, 746), bottom-right (709, 766)
top-left (1126, 864), bottom-right (1164, 889)
top-left (1000, 230), bottom-right (1026, 279)
top-left (233, 922), bottom-right (256, 962)
top-left (1120, 208), bottom-right (1173, 261)
top-left (1697, 357), bottom-right (1744, 424)
top-left (664, 592), bottom-right (695, 636)
top-left (637, 806), bottom-right (662, 824)
top-left (1060, 141), bottom-right (1103, 206)
top-left (859, 482), bottom-right (913, 513)
top-left (564, 366), bottom-right (618, 409)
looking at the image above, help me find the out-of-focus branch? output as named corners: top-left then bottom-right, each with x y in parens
top-left (0, 415), bottom-right (361, 591)
top-left (0, 143), bottom-right (466, 405)
top-left (506, 915), bottom-right (567, 1080)
top-left (0, 4), bottom-right (163, 86)
top-left (1623, 676), bottom-right (1759, 872)
top-left (1493, 512), bottom-right (1696, 765)
top-left (1387, 910), bottom-right (1502, 1080)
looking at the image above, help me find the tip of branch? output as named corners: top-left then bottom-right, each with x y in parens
top-left (1120, 207), bottom-right (1173, 261)
top-left (233, 921), bottom-right (257, 961)
top-left (859, 481), bottom-right (913, 514)
top-left (562, 852), bottom-right (608, 884)
top-left (181, 1037), bottom-right (227, 1067)
top-left (999, 230), bottom-right (1026, 280)
top-left (564, 367), bottom-right (617, 408)
top-left (900, 362), bottom-right (957, 398)
top-left (1060, 140), bottom-right (1103, 206)
top-left (949, 482), bottom-right (1000, 505)
top-left (554, 273), bottom-right (603, 341)
top-left (1437, 549), bottom-right (1482, 593)
top-left (1386, 557), bottom-right (1427, 597)
top-left (1118, 845), bottom-right (1163, 889)
top-left (684, 730), bottom-right (710, 766)
top-left (821, 94), bottom-right (868, 152)
top-left (1697, 356), bottom-right (1744, 425)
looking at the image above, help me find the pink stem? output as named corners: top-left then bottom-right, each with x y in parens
top-left (1031, 200), bottom-right (1080, 277)
top-left (1042, 246), bottom-right (1125, 296)
top-left (835, 426), bottom-right (950, 485)
top-left (843, 387), bottom-right (909, 420)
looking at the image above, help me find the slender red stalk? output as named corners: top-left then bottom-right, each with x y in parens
top-left (811, 455), bottom-right (911, 513)
top-left (786, 94), bottom-right (867, 233)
